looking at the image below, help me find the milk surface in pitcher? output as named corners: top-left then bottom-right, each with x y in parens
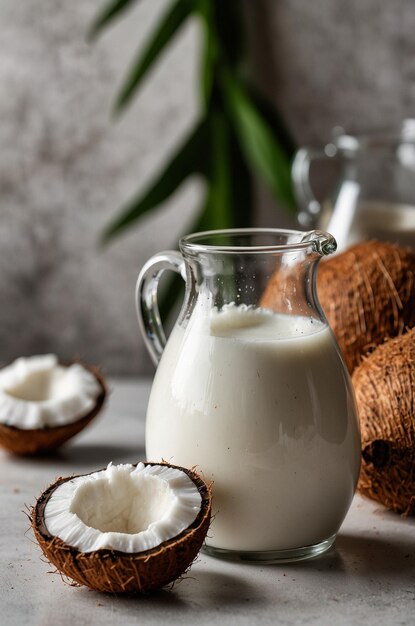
top-left (146, 304), bottom-right (360, 552)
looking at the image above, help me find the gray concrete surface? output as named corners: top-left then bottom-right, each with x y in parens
top-left (1, 378), bottom-right (414, 626)
top-left (1, 1), bottom-right (415, 374)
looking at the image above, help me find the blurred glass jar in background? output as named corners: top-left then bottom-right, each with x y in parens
top-left (292, 120), bottom-right (415, 251)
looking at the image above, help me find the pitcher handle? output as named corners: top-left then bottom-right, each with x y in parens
top-left (135, 251), bottom-right (186, 366)
top-left (292, 148), bottom-right (329, 228)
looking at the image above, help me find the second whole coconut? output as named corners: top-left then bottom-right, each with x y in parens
top-left (317, 241), bottom-right (415, 372)
top-left (352, 328), bottom-right (415, 515)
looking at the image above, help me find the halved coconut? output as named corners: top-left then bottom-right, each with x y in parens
top-left (32, 462), bottom-right (211, 594)
top-left (0, 355), bottom-right (106, 455)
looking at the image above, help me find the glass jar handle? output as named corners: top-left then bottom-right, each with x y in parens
top-left (292, 148), bottom-right (328, 228)
top-left (135, 251), bottom-right (186, 366)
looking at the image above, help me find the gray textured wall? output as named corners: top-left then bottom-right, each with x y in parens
top-left (1, 1), bottom-right (415, 375)
top-left (0, 0), bottom-right (200, 375)
top-left (250, 0), bottom-right (415, 143)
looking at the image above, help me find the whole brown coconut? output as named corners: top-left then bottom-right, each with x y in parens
top-left (32, 463), bottom-right (211, 594)
top-left (352, 329), bottom-right (415, 515)
top-left (0, 365), bottom-right (107, 455)
top-left (317, 241), bottom-right (415, 372)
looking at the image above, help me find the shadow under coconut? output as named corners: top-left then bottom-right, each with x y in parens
top-left (179, 569), bottom-right (266, 608)
top-left (58, 442), bottom-right (145, 466)
top-left (371, 502), bottom-right (415, 527)
top-left (8, 442), bottom-right (145, 468)
top-left (334, 532), bottom-right (415, 578)
top-left (88, 569), bottom-right (265, 610)
top-left (86, 585), bottom-right (190, 608)
top-left (263, 531), bottom-right (415, 583)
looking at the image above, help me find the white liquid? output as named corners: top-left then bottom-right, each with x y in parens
top-left (146, 306), bottom-right (360, 552)
top-left (349, 201), bottom-right (415, 249)
top-left (324, 200), bottom-right (415, 251)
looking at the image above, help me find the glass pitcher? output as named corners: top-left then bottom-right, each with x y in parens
top-left (136, 228), bottom-right (361, 563)
top-left (292, 120), bottom-right (415, 251)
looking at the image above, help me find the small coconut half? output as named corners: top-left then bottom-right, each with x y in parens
top-left (352, 328), bottom-right (415, 515)
top-left (0, 355), bottom-right (106, 455)
top-left (32, 462), bottom-right (211, 593)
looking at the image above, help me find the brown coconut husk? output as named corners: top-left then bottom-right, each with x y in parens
top-left (352, 329), bottom-right (415, 515)
top-left (260, 262), bottom-right (310, 317)
top-left (0, 364), bottom-right (107, 455)
top-left (32, 462), bottom-right (212, 594)
top-left (317, 241), bottom-right (415, 372)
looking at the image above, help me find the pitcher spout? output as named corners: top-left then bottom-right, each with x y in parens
top-left (300, 230), bottom-right (337, 257)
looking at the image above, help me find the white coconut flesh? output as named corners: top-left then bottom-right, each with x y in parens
top-left (0, 355), bottom-right (101, 429)
top-left (44, 463), bottom-right (203, 553)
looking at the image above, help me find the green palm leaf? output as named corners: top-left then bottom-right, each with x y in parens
top-left (211, 0), bottom-right (245, 69)
top-left (203, 110), bottom-right (234, 230)
top-left (223, 73), bottom-right (296, 212)
top-left (197, 0), bottom-right (218, 109)
top-left (101, 119), bottom-right (209, 243)
top-left (88, 0), bottom-right (138, 40)
top-left (247, 84), bottom-right (296, 160)
top-left (114, 0), bottom-right (193, 114)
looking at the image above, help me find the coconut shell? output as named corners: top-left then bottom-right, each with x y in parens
top-left (317, 241), bottom-right (415, 372)
top-left (32, 463), bottom-right (212, 594)
top-left (260, 263), bottom-right (313, 317)
top-left (352, 329), bottom-right (415, 515)
top-left (0, 364), bottom-right (107, 455)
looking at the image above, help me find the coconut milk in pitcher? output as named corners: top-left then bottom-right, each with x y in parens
top-left (136, 229), bottom-right (361, 562)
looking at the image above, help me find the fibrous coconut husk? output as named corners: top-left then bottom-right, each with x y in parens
top-left (0, 364), bottom-right (107, 455)
top-left (32, 462), bottom-right (211, 594)
top-left (317, 241), bottom-right (415, 372)
top-left (260, 262), bottom-right (311, 317)
top-left (352, 329), bottom-right (415, 515)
